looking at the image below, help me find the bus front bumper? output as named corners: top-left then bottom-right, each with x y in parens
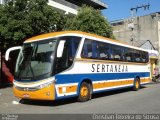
top-left (13, 83), bottom-right (55, 100)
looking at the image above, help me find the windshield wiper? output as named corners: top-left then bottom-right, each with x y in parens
top-left (17, 61), bottom-right (35, 80)
top-left (17, 45), bottom-right (36, 80)
top-left (34, 72), bottom-right (51, 79)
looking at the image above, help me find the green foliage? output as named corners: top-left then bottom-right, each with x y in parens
top-left (0, 0), bottom-right (65, 49)
top-left (0, 2), bottom-right (115, 50)
top-left (65, 5), bottom-right (114, 39)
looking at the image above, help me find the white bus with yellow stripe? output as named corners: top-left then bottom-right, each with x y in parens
top-left (5, 31), bottom-right (151, 102)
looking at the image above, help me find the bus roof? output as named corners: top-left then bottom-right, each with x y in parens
top-left (24, 31), bottom-right (148, 52)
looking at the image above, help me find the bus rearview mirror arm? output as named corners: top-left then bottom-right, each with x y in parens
top-left (5, 46), bottom-right (22, 61)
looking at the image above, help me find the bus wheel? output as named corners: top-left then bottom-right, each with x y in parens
top-left (78, 82), bottom-right (91, 102)
top-left (133, 78), bottom-right (140, 91)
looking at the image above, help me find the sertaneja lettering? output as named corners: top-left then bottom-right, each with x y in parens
top-left (91, 64), bottom-right (128, 73)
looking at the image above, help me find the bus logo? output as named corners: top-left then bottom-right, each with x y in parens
top-left (24, 88), bottom-right (29, 91)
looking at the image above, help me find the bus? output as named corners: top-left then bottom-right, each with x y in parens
top-left (5, 31), bottom-right (151, 102)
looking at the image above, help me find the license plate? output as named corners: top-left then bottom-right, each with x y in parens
top-left (23, 94), bottom-right (30, 98)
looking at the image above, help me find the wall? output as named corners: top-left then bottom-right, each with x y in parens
top-left (112, 13), bottom-right (160, 51)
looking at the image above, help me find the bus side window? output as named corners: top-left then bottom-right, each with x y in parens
top-left (110, 45), bottom-right (114, 60)
top-left (112, 45), bottom-right (122, 61)
top-left (82, 39), bottom-right (93, 58)
top-left (69, 38), bottom-right (81, 60)
top-left (55, 36), bottom-right (81, 74)
top-left (123, 48), bottom-right (132, 62)
top-left (141, 52), bottom-right (148, 63)
top-left (98, 42), bottom-right (110, 60)
top-left (134, 50), bottom-right (142, 62)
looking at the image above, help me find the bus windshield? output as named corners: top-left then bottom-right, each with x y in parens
top-left (14, 36), bottom-right (81, 81)
top-left (15, 39), bottom-right (57, 80)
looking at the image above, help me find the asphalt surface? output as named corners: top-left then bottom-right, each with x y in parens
top-left (0, 83), bottom-right (160, 114)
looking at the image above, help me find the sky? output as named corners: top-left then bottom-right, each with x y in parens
top-left (101, 0), bottom-right (160, 22)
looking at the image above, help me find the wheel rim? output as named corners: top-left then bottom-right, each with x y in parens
top-left (80, 86), bottom-right (88, 97)
top-left (135, 80), bottom-right (139, 89)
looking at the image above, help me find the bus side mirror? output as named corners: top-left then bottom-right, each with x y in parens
top-left (57, 40), bottom-right (66, 58)
top-left (5, 46), bottom-right (22, 61)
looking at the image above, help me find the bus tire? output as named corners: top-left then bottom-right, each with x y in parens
top-left (78, 82), bottom-right (91, 102)
top-left (133, 78), bottom-right (140, 91)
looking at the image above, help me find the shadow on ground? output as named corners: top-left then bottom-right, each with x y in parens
top-left (19, 86), bottom-right (146, 107)
top-left (0, 83), bottom-right (12, 89)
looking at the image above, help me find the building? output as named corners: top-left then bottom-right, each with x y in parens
top-left (48, 0), bottom-right (107, 15)
top-left (111, 12), bottom-right (160, 77)
top-left (0, 0), bottom-right (5, 4)
top-left (0, 0), bottom-right (107, 11)
top-left (0, 0), bottom-right (107, 14)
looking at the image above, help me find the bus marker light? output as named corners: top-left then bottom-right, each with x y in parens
top-left (46, 92), bottom-right (50, 96)
top-left (62, 87), bottom-right (66, 93)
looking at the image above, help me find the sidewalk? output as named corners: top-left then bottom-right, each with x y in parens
top-left (0, 87), bottom-right (18, 105)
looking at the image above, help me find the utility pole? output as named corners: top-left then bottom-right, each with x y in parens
top-left (130, 3), bottom-right (150, 17)
top-left (129, 3), bottom-right (150, 46)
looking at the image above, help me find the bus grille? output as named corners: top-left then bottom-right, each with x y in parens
top-left (15, 86), bottom-right (39, 91)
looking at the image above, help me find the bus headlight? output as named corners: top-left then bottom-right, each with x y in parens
top-left (37, 82), bottom-right (53, 89)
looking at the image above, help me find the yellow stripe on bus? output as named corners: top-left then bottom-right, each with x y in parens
top-left (24, 31), bottom-right (126, 44)
top-left (140, 77), bottom-right (151, 83)
top-left (93, 80), bottom-right (134, 90)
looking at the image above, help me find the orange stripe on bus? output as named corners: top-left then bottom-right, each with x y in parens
top-left (25, 31), bottom-right (74, 42)
top-left (140, 78), bottom-right (151, 83)
top-left (24, 31), bottom-right (123, 43)
top-left (93, 80), bottom-right (134, 90)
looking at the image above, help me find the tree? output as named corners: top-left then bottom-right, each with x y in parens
top-left (65, 5), bottom-right (114, 39)
top-left (0, 0), bottom-right (66, 50)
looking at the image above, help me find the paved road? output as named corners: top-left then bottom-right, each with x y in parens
top-left (0, 83), bottom-right (160, 114)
